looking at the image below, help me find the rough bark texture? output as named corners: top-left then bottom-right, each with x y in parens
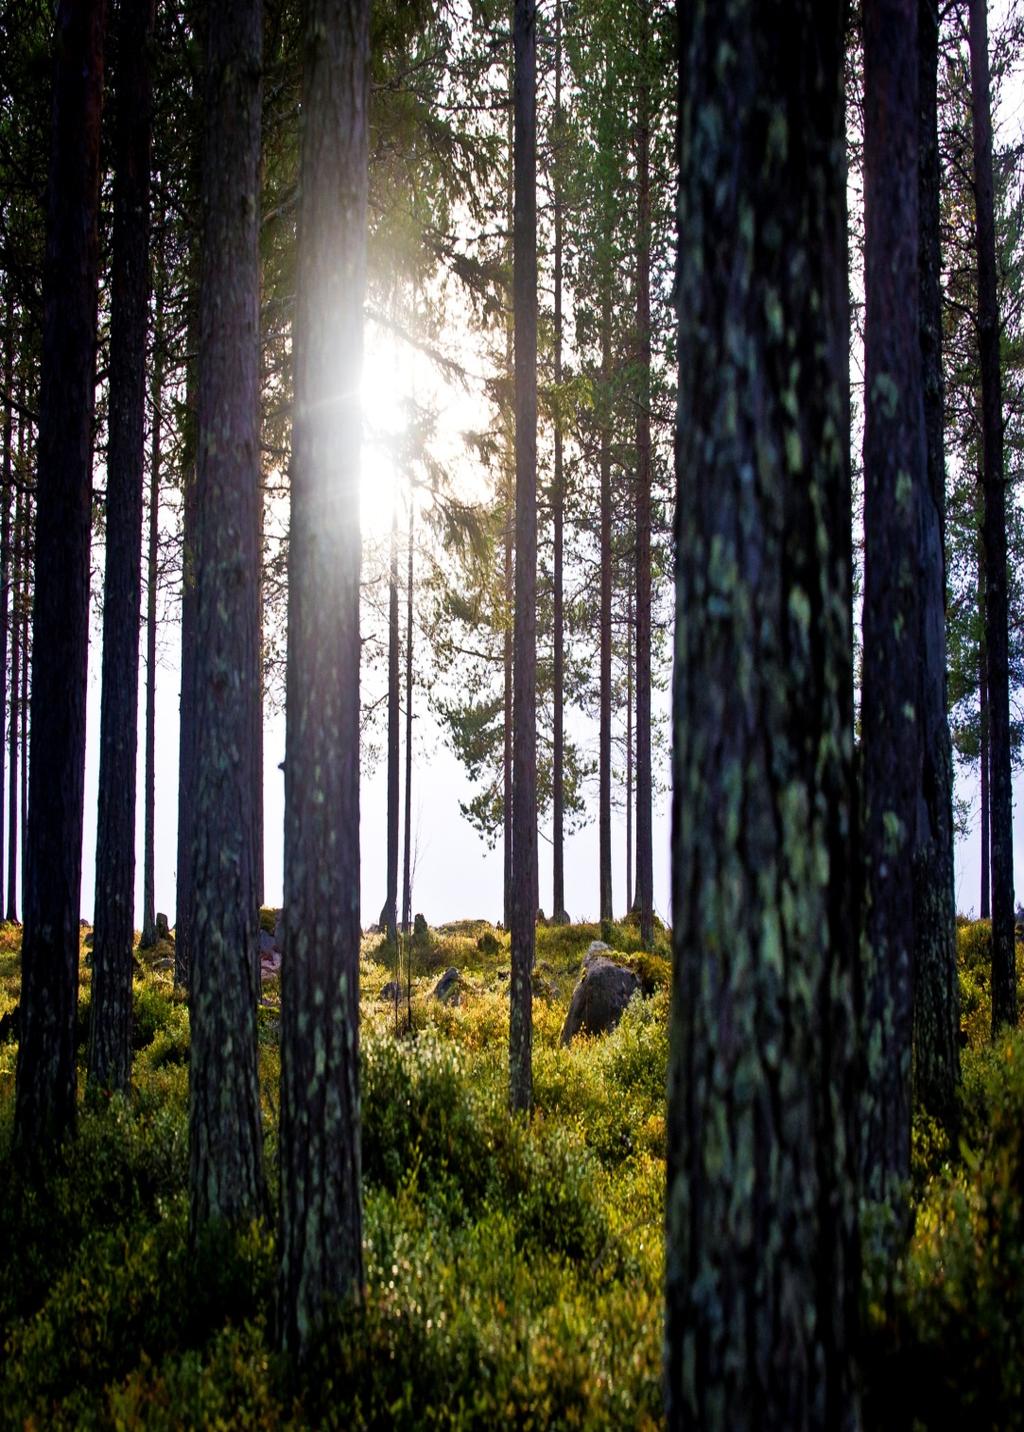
top-left (382, 504), bottom-right (400, 944)
top-left (598, 293), bottom-right (613, 925)
top-left (633, 0), bottom-right (654, 950)
top-left (913, 0), bottom-right (960, 1131)
top-left (14, 0), bottom-right (106, 1155)
top-left (509, 0), bottom-right (537, 1114)
top-left (626, 584), bottom-right (633, 914)
top-left (969, 0), bottom-right (1016, 1031)
top-left (860, 0), bottom-right (923, 1214)
top-left (176, 444), bottom-right (197, 987)
top-left (279, 0), bottom-right (369, 1356)
top-left (141, 248), bottom-right (164, 951)
top-left (503, 501), bottom-right (513, 930)
top-left (667, 3), bottom-right (860, 1425)
top-left (89, 0), bottom-right (155, 1094)
top-left (551, 0), bottom-right (566, 926)
top-left (0, 295), bottom-right (11, 900)
top-left (979, 629), bottom-right (990, 917)
top-left (402, 497), bottom-right (414, 933)
top-left (7, 471), bottom-right (21, 924)
top-left (188, 0), bottom-right (266, 1236)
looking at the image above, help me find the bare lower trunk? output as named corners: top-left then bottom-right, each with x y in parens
top-left (969, 0), bottom-right (1016, 1030)
top-left (634, 0), bottom-right (653, 950)
top-left (599, 294), bottom-right (612, 925)
top-left (402, 496), bottom-right (414, 933)
top-left (382, 504), bottom-right (400, 943)
top-left (140, 252), bottom-right (164, 951)
top-left (509, 0), bottom-right (537, 1114)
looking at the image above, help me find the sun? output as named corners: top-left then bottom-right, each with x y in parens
top-left (359, 328), bottom-right (409, 540)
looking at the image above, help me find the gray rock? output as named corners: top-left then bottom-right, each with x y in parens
top-left (583, 940), bottom-right (611, 970)
top-left (560, 956), bottom-right (640, 1046)
top-left (380, 980), bottom-right (402, 1002)
top-left (156, 912), bottom-right (170, 939)
top-left (152, 956), bottom-right (174, 972)
top-left (432, 967), bottom-right (461, 1005)
top-left (413, 913), bottom-right (429, 944)
top-left (258, 929), bottom-right (278, 957)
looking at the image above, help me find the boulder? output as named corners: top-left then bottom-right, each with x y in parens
top-left (152, 957), bottom-right (174, 973)
top-left (156, 912), bottom-right (170, 940)
top-left (560, 956), bottom-right (640, 1046)
top-left (379, 980), bottom-right (402, 1003)
top-left (258, 929), bottom-right (278, 957)
top-left (413, 913), bottom-right (429, 944)
top-left (477, 931), bottom-right (500, 956)
top-left (583, 940), bottom-right (611, 970)
top-left (432, 967), bottom-right (461, 1005)
top-left (0, 1004), bottom-right (20, 1042)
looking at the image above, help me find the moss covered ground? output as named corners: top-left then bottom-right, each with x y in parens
top-left (0, 916), bottom-right (1021, 1427)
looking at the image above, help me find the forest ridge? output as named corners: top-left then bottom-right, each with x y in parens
top-left (0, 0), bottom-right (1022, 1428)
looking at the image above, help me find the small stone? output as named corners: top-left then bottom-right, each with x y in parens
top-left (432, 967), bottom-right (461, 1005)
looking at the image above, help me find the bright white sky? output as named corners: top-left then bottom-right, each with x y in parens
top-left (75, 8), bottom-right (1022, 931)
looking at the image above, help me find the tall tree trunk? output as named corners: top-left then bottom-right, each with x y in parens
top-left (279, 0), bottom-right (370, 1357)
top-left (175, 451), bottom-right (197, 986)
top-left (634, 0), bottom-right (654, 950)
top-left (626, 581), bottom-right (633, 915)
top-left (969, 0), bottom-right (1016, 1031)
top-left (382, 502), bottom-right (399, 943)
top-left (667, 2), bottom-right (860, 1424)
top-left (19, 546), bottom-right (27, 921)
top-left (599, 291), bottom-right (613, 926)
top-left (6, 474), bottom-right (20, 924)
top-left (13, 0), bottom-right (106, 1156)
top-left (140, 223), bottom-right (165, 951)
top-left (860, 0), bottom-right (924, 1218)
top-left (188, 0), bottom-right (266, 1236)
top-left (551, 0), bottom-right (566, 926)
top-left (979, 635), bottom-right (990, 917)
top-left (503, 501), bottom-right (513, 929)
top-left (90, 0), bottom-right (155, 1095)
top-left (402, 493), bottom-right (414, 934)
top-left (0, 293), bottom-right (11, 900)
top-left (913, 0), bottom-right (960, 1130)
top-left (509, 0), bottom-right (538, 1115)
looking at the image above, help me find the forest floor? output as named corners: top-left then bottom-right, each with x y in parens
top-left (0, 915), bottom-right (1021, 1428)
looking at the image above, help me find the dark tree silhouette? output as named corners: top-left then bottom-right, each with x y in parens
top-left (913, 0), bottom-right (960, 1131)
top-left (279, 0), bottom-right (370, 1356)
top-left (969, 0), bottom-right (1016, 1031)
top-left (89, 0), bottom-right (156, 1094)
top-left (666, 1), bottom-right (859, 1423)
top-left (14, 0), bottom-right (107, 1155)
top-left (187, 0), bottom-right (266, 1236)
top-left (509, 0), bottom-right (538, 1114)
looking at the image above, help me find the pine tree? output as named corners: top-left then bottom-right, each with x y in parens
top-left (667, 1), bottom-right (859, 1421)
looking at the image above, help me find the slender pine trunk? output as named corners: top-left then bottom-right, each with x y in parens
top-left (980, 636), bottom-right (990, 918)
top-left (0, 293), bottom-right (11, 900)
top-left (599, 292), bottom-right (613, 925)
top-left (90, 0), bottom-right (155, 1094)
top-left (140, 226), bottom-right (164, 951)
top-left (912, 0), bottom-right (960, 1131)
top-left (14, 0), bottom-right (106, 1156)
top-left (402, 494), bottom-right (414, 934)
top-left (382, 502), bottom-right (399, 943)
top-left (969, 0), bottom-right (1016, 1031)
top-left (188, 0), bottom-right (266, 1237)
top-left (509, 0), bottom-right (537, 1114)
top-left (5, 448), bottom-right (19, 926)
top-left (279, 0), bottom-right (370, 1357)
top-left (626, 579), bottom-right (633, 915)
top-left (634, 0), bottom-right (654, 950)
top-left (551, 0), bottom-right (566, 926)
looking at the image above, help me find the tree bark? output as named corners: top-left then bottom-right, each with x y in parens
top-left (912, 0), bottom-right (960, 1131)
top-left (979, 632), bottom-right (990, 917)
top-left (0, 293), bottom-right (11, 901)
top-left (509, 0), bottom-right (537, 1115)
top-left (382, 502), bottom-right (400, 944)
top-left (634, 0), bottom-right (654, 950)
top-left (667, 2), bottom-right (860, 1424)
top-left (551, 0), bottom-right (566, 926)
top-left (14, 0), bottom-right (106, 1156)
top-left (279, 0), bottom-right (370, 1357)
top-left (402, 493), bottom-right (414, 933)
top-left (140, 221), bottom-right (164, 951)
top-left (90, 0), bottom-right (155, 1094)
top-left (626, 578), bottom-right (633, 914)
top-left (860, 0), bottom-right (924, 1216)
top-left (599, 291), bottom-right (613, 926)
top-left (188, 0), bottom-right (266, 1237)
top-left (6, 456), bottom-right (19, 924)
top-left (969, 0), bottom-right (1016, 1031)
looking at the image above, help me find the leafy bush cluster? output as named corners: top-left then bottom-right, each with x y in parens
top-left (0, 919), bottom-right (666, 1428)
